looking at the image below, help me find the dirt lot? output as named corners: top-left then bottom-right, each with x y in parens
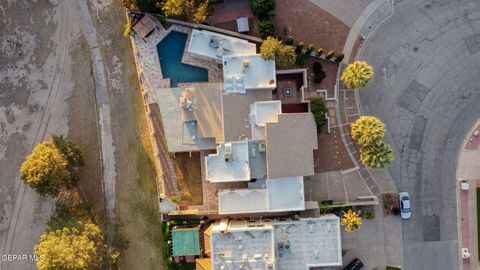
top-left (174, 152), bottom-right (203, 205)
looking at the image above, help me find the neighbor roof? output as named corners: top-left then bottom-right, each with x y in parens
top-left (172, 227), bottom-right (201, 257)
top-left (187, 29), bottom-right (256, 62)
top-left (181, 83), bottom-right (224, 143)
top-left (223, 55), bottom-right (276, 93)
top-left (205, 141), bottom-right (251, 182)
top-left (222, 89), bottom-right (273, 142)
top-left (265, 113), bottom-right (318, 179)
top-left (208, 217), bottom-right (342, 270)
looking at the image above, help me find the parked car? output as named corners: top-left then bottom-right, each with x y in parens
top-left (399, 192), bottom-right (411, 219)
top-left (343, 258), bottom-right (364, 270)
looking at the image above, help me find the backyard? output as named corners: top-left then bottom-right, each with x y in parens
top-left (174, 152), bottom-right (203, 205)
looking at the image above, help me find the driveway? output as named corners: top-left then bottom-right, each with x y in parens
top-left (358, 0), bottom-right (480, 269)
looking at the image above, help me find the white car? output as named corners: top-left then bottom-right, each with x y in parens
top-left (399, 192), bottom-right (411, 219)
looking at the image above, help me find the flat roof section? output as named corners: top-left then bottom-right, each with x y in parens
top-left (208, 217), bottom-right (342, 270)
top-left (266, 113), bottom-right (318, 179)
top-left (153, 87), bottom-right (216, 152)
top-left (187, 29), bottom-right (256, 63)
top-left (252, 100), bottom-right (282, 126)
top-left (223, 55), bottom-right (276, 93)
top-left (217, 176), bottom-right (305, 214)
top-left (181, 83), bottom-right (224, 143)
top-left (172, 227), bottom-right (201, 257)
top-left (206, 141), bottom-right (251, 182)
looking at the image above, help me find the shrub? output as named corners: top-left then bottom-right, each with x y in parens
top-left (285, 36), bottom-right (294, 45)
top-left (325, 50), bottom-right (335, 59)
top-left (313, 62), bottom-right (323, 74)
top-left (162, 0), bottom-right (211, 23)
top-left (313, 70), bottom-right (326, 84)
top-left (260, 36), bottom-right (280, 60)
top-left (317, 48), bottom-right (324, 56)
top-left (335, 53), bottom-right (345, 62)
top-left (364, 210), bottom-right (375, 220)
top-left (259, 19), bottom-right (275, 39)
top-left (295, 52), bottom-right (307, 65)
top-left (341, 61), bottom-right (374, 89)
top-left (310, 97), bottom-right (327, 130)
top-left (252, 0), bottom-right (276, 19)
top-left (276, 45), bottom-right (296, 68)
top-left (295, 41), bottom-right (304, 53)
top-left (123, 23), bottom-right (132, 37)
top-left (306, 44), bottom-right (315, 54)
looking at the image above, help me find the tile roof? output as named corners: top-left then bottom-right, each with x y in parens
top-left (265, 113), bottom-right (318, 179)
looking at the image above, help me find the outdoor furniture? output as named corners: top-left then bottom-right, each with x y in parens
top-left (236, 17), bottom-right (250, 33)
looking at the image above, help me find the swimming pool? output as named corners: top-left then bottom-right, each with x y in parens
top-left (157, 31), bottom-right (209, 87)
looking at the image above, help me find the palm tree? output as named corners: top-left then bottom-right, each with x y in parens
top-left (360, 140), bottom-right (394, 169)
top-left (341, 209), bottom-right (362, 232)
top-left (351, 116), bottom-right (386, 145)
top-left (341, 61), bottom-right (374, 89)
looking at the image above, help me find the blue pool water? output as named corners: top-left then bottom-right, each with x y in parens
top-left (156, 31), bottom-right (209, 87)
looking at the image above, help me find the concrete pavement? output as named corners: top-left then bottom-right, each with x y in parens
top-left (358, 0), bottom-right (480, 268)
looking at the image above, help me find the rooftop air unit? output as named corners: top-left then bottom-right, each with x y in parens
top-left (258, 143), bottom-right (266, 152)
top-left (224, 143), bottom-right (233, 162)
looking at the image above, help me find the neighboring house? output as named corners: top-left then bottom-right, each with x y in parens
top-left (198, 217), bottom-right (342, 270)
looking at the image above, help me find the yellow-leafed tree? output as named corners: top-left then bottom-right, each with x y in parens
top-left (351, 116), bottom-right (386, 145)
top-left (20, 141), bottom-right (72, 196)
top-left (162, 0), bottom-right (210, 23)
top-left (360, 140), bottom-right (394, 169)
top-left (341, 209), bottom-right (362, 232)
top-left (260, 36), bottom-right (280, 60)
top-left (276, 45), bottom-right (296, 69)
top-left (341, 61), bottom-right (374, 89)
top-left (35, 222), bottom-right (104, 270)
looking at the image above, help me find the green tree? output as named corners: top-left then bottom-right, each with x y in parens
top-left (259, 19), bottom-right (275, 39)
top-left (51, 134), bottom-right (84, 167)
top-left (252, 0), bottom-right (276, 19)
top-left (341, 61), bottom-right (374, 89)
top-left (162, 0), bottom-right (210, 23)
top-left (351, 116), bottom-right (385, 145)
top-left (260, 36), bottom-right (280, 60)
top-left (20, 141), bottom-right (72, 196)
top-left (360, 140), bottom-right (394, 169)
top-left (276, 44), bottom-right (296, 69)
top-left (35, 222), bottom-right (105, 270)
top-left (310, 97), bottom-right (327, 130)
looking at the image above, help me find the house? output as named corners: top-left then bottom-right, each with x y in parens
top-left (196, 217), bottom-right (342, 270)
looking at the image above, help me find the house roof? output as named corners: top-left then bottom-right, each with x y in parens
top-left (217, 176), bottom-right (305, 214)
top-left (223, 55), bottom-right (276, 93)
top-left (209, 217), bottom-right (342, 270)
top-left (172, 227), bottom-right (201, 257)
top-left (187, 29), bottom-right (256, 62)
top-left (132, 15), bottom-right (157, 38)
top-left (196, 258), bottom-right (212, 270)
top-left (222, 89), bottom-right (272, 142)
top-left (205, 141), bottom-right (251, 182)
top-left (153, 87), bottom-right (216, 152)
top-left (180, 83), bottom-right (224, 143)
top-left (265, 113), bottom-right (318, 179)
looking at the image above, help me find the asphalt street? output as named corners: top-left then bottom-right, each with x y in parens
top-left (358, 0), bottom-right (480, 269)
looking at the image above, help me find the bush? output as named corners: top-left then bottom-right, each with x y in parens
top-left (313, 62), bottom-right (323, 74)
top-left (335, 53), bottom-right (345, 62)
top-left (306, 44), bottom-right (315, 54)
top-left (364, 210), bottom-right (375, 220)
top-left (295, 52), bottom-right (307, 65)
top-left (285, 36), bottom-right (294, 45)
top-left (317, 48), bottom-right (324, 56)
top-left (325, 50), bottom-right (335, 59)
top-left (252, 0), bottom-right (276, 19)
top-left (295, 41), bottom-right (304, 53)
top-left (276, 45), bottom-right (296, 68)
top-left (313, 70), bottom-right (326, 84)
top-left (392, 207), bottom-right (401, 216)
top-left (260, 36), bottom-right (281, 60)
top-left (123, 23), bottom-right (132, 37)
top-left (259, 19), bottom-right (275, 39)
top-left (310, 97), bottom-right (327, 130)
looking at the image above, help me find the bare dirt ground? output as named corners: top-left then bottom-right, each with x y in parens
top-left (174, 152), bottom-right (203, 205)
top-left (0, 0), bottom-right (166, 269)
